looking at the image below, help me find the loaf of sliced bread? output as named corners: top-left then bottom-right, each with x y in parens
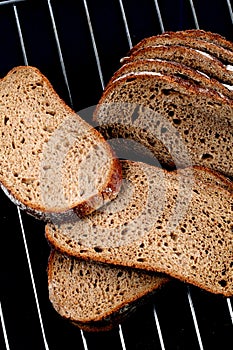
top-left (48, 249), bottom-right (168, 332)
top-left (94, 72), bottom-right (233, 177)
top-left (107, 59), bottom-right (233, 99)
top-left (0, 66), bottom-right (122, 220)
top-left (127, 31), bottom-right (233, 64)
top-left (121, 45), bottom-right (233, 85)
top-left (129, 29), bottom-right (233, 54)
top-left (46, 160), bottom-right (233, 296)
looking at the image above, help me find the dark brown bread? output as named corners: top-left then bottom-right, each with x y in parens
top-left (0, 66), bottom-right (122, 220)
top-left (121, 45), bottom-right (233, 85)
top-left (94, 73), bottom-right (233, 177)
top-left (48, 250), bottom-right (168, 332)
top-left (46, 160), bottom-right (233, 296)
top-left (149, 29), bottom-right (233, 53)
top-left (128, 31), bottom-right (233, 64)
top-left (107, 59), bottom-right (233, 99)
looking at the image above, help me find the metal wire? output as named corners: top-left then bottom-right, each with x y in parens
top-left (187, 286), bottom-right (204, 350)
top-left (153, 305), bottom-right (166, 350)
top-left (13, 4), bottom-right (28, 65)
top-left (0, 0), bottom-right (25, 6)
top-left (47, 0), bottom-right (73, 107)
top-left (0, 302), bottom-right (11, 350)
top-left (153, 0), bottom-right (165, 33)
top-left (80, 330), bottom-right (89, 350)
top-left (12, 4), bottom-right (50, 350)
top-left (189, 0), bottom-right (200, 29)
top-left (227, 298), bottom-right (233, 325)
top-left (118, 0), bottom-right (132, 49)
top-left (82, 0), bottom-right (105, 89)
top-left (226, 0), bottom-right (233, 24)
top-left (119, 325), bottom-right (127, 350)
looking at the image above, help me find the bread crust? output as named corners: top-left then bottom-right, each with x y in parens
top-left (47, 250), bottom-right (169, 331)
top-left (106, 59), bottom-right (233, 100)
top-left (129, 29), bottom-right (233, 54)
top-left (0, 66), bottom-right (122, 219)
top-left (46, 161), bottom-right (233, 297)
top-left (121, 45), bottom-right (233, 85)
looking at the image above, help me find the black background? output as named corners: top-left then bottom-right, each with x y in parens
top-left (0, 0), bottom-right (233, 349)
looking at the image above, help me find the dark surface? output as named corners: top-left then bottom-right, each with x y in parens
top-left (0, 1), bottom-right (232, 349)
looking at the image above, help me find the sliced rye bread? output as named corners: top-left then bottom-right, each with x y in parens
top-left (121, 45), bottom-right (233, 85)
top-left (143, 29), bottom-right (233, 53)
top-left (47, 249), bottom-right (169, 332)
top-left (127, 31), bottom-right (233, 65)
top-left (93, 73), bottom-right (233, 177)
top-left (46, 160), bottom-right (233, 296)
top-left (0, 66), bottom-right (122, 220)
top-left (106, 59), bottom-right (233, 99)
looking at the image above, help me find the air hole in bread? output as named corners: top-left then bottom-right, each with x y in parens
top-left (172, 118), bottom-right (181, 124)
top-left (126, 77), bottom-right (136, 83)
top-left (161, 88), bottom-right (176, 95)
top-left (201, 153), bottom-right (214, 160)
top-left (218, 280), bottom-right (227, 287)
top-left (137, 258), bottom-right (145, 262)
top-left (117, 271), bottom-right (123, 277)
top-left (4, 116), bottom-right (9, 125)
top-left (94, 246), bottom-right (103, 253)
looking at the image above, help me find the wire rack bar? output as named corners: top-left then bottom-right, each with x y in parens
top-left (189, 0), bottom-right (199, 29)
top-left (227, 298), bottom-right (233, 325)
top-left (187, 287), bottom-right (204, 350)
top-left (12, 6), bottom-right (50, 350)
top-left (47, 0), bottom-right (73, 107)
top-left (153, 305), bottom-right (166, 350)
top-left (0, 0), bottom-right (25, 6)
top-left (226, 0), bottom-right (233, 24)
top-left (82, 0), bottom-right (105, 90)
top-left (17, 208), bottom-right (50, 350)
top-left (119, 325), bottom-right (127, 350)
top-left (13, 4), bottom-right (28, 65)
top-left (153, 0), bottom-right (165, 33)
top-left (118, 0), bottom-right (132, 49)
top-left (80, 330), bottom-right (89, 350)
top-left (0, 302), bottom-right (11, 350)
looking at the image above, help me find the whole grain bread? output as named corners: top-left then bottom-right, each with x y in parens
top-left (107, 59), bottom-right (233, 99)
top-left (47, 249), bottom-right (168, 332)
top-left (128, 31), bottom-right (233, 65)
top-left (46, 160), bottom-right (233, 296)
top-left (135, 29), bottom-right (233, 53)
top-left (93, 72), bottom-right (233, 177)
top-left (121, 45), bottom-right (233, 85)
top-left (0, 66), bottom-right (122, 220)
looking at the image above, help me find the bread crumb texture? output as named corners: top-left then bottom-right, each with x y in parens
top-left (46, 161), bottom-right (233, 296)
top-left (0, 66), bottom-right (121, 214)
top-left (48, 250), bottom-right (167, 323)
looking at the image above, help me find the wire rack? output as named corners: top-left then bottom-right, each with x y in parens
top-left (0, 0), bottom-right (233, 349)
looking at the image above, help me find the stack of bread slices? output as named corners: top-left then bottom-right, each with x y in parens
top-left (1, 29), bottom-right (233, 332)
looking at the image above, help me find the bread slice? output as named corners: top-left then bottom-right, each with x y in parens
top-left (93, 72), bottom-right (233, 177)
top-left (47, 249), bottom-right (169, 332)
top-left (106, 59), bottom-right (233, 99)
top-left (121, 45), bottom-right (233, 85)
top-left (128, 31), bottom-right (233, 65)
top-left (138, 29), bottom-right (233, 53)
top-left (46, 160), bottom-right (233, 296)
top-left (0, 66), bottom-right (122, 220)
